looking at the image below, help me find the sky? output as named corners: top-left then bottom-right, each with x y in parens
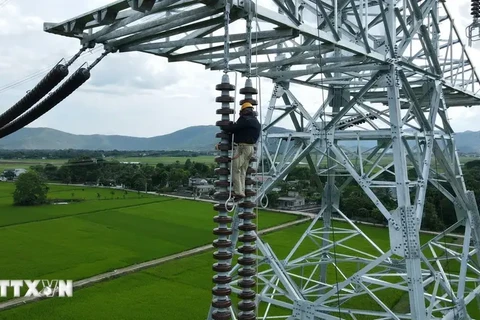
top-left (0, 0), bottom-right (478, 138)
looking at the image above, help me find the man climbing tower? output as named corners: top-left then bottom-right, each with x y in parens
top-left (221, 102), bottom-right (261, 201)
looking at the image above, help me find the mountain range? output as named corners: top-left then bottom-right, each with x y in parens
top-left (0, 126), bottom-right (479, 153)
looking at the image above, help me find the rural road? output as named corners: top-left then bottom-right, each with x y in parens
top-left (0, 184), bottom-right (464, 311)
top-left (0, 217), bottom-right (311, 312)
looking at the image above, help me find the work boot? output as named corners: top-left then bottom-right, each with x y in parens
top-left (232, 193), bottom-right (245, 201)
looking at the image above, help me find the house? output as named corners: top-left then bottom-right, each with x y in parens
top-left (253, 174), bottom-right (273, 183)
top-left (277, 191), bottom-right (305, 209)
top-left (194, 184), bottom-right (215, 194)
top-left (13, 169), bottom-right (27, 177)
top-left (252, 174), bottom-right (280, 192)
top-left (188, 177), bottom-right (208, 187)
top-left (1, 168), bottom-right (27, 181)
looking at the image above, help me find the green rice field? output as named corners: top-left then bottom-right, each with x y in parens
top-left (0, 156), bottom-right (214, 172)
top-left (1, 154), bottom-right (477, 174)
top-left (0, 182), bottom-right (478, 319)
top-left (0, 182), bottom-right (297, 284)
top-left (1, 221), bottom-right (478, 319)
top-left (113, 156), bottom-right (214, 164)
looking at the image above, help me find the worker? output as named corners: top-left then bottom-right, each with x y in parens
top-left (221, 102), bottom-right (261, 201)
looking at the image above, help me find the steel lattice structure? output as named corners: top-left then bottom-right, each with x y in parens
top-left (43, 0), bottom-right (480, 318)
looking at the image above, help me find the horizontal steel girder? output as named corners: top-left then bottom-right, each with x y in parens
top-left (43, 0), bottom-right (480, 107)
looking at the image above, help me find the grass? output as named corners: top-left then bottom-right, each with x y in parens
top-left (0, 182), bottom-right (297, 285)
top-left (0, 159), bottom-right (65, 172)
top-left (1, 154), bottom-right (477, 173)
top-left (0, 182), bottom-right (478, 318)
top-left (111, 156), bottom-right (214, 165)
top-left (308, 153), bottom-right (478, 171)
top-left (1, 222), bottom-right (478, 319)
top-left (0, 156), bottom-right (214, 172)
top-left (0, 183), bottom-right (157, 227)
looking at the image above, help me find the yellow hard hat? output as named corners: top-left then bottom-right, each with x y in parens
top-left (241, 102), bottom-right (253, 110)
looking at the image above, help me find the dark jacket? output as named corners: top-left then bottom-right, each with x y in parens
top-left (222, 114), bottom-right (261, 144)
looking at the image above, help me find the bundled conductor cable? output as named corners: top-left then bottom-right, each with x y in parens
top-left (0, 50), bottom-right (108, 139)
top-left (0, 67), bottom-right (90, 139)
top-left (0, 47), bottom-right (91, 128)
top-left (0, 63), bottom-right (69, 128)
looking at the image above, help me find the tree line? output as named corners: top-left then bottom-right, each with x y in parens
top-left (269, 160), bottom-right (480, 232)
top-left (28, 157), bottom-right (213, 192)
top-left (9, 154), bottom-right (480, 233)
top-left (0, 149), bottom-right (211, 160)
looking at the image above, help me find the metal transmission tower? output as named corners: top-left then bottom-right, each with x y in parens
top-left (44, 0), bottom-right (480, 318)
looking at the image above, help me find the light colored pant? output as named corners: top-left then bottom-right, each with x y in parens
top-left (232, 144), bottom-right (254, 196)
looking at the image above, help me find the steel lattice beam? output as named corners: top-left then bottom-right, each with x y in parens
top-left (43, 0), bottom-right (480, 319)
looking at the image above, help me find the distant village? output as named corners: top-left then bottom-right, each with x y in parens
top-left (187, 176), bottom-right (310, 211)
top-left (3, 149), bottom-right (480, 231)
top-left (1, 164), bottom-right (312, 212)
top-left (0, 148), bottom-right (316, 211)
top-left (0, 168), bottom-right (26, 181)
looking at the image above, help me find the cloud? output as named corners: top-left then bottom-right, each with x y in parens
top-left (86, 53), bottom-right (182, 91)
top-left (0, 0), bottom-right (479, 139)
top-left (0, 0), bottom-right (215, 136)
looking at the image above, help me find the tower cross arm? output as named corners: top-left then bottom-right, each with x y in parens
top-left (238, 3), bottom-right (387, 62)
